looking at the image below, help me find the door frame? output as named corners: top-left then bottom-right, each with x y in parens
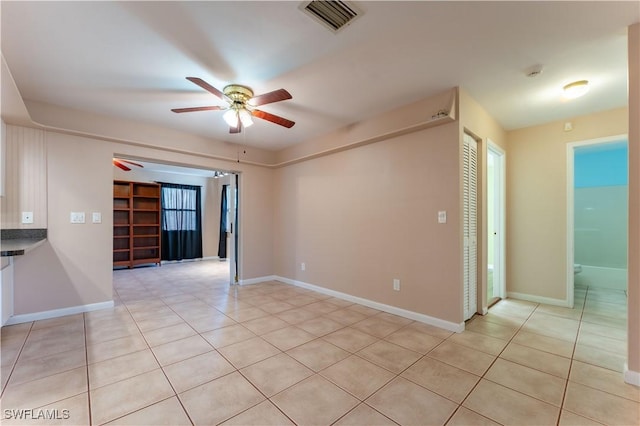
top-left (487, 140), bottom-right (506, 303)
top-left (566, 134), bottom-right (627, 308)
top-left (228, 173), bottom-right (240, 285)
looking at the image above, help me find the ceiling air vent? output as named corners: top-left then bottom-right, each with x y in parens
top-left (300, 0), bottom-right (361, 33)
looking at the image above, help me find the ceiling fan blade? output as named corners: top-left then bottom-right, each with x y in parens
top-left (171, 106), bottom-right (224, 113)
top-left (248, 89), bottom-right (292, 106)
top-left (113, 159), bottom-right (131, 171)
top-left (186, 77), bottom-right (227, 101)
top-left (119, 159), bottom-right (144, 168)
top-left (251, 109), bottom-right (295, 128)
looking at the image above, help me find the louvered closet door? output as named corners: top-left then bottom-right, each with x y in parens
top-left (463, 133), bottom-right (478, 320)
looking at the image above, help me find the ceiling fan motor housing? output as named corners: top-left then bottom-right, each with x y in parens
top-left (224, 85), bottom-right (254, 107)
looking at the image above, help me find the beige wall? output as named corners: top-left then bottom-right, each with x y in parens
top-left (627, 22), bottom-right (639, 378)
top-left (113, 167), bottom-right (222, 259)
top-left (273, 88), bottom-right (509, 326)
top-left (14, 131), bottom-right (113, 314)
top-left (507, 107), bottom-right (628, 302)
top-left (1, 126), bottom-right (47, 229)
top-left (274, 121), bottom-right (463, 323)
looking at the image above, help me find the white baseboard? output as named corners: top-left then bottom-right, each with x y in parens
top-left (4, 301), bottom-right (115, 325)
top-left (240, 275), bottom-right (277, 285)
top-left (274, 276), bottom-right (464, 333)
top-left (201, 256), bottom-right (220, 261)
top-left (507, 292), bottom-right (569, 307)
top-left (161, 256), bottom-right (220, 265)
top-left (624, 363), bottom-right (640, 386)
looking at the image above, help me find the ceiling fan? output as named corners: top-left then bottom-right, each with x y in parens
top-left (172, 77), bottom-right (295, 133)
top-left (113, 158), bottom-right (143, 171)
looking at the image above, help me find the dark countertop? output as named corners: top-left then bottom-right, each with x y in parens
top-left (1, 229), bottom-right (48, 256)
top-left (1, 238), bottom-right (47, 256)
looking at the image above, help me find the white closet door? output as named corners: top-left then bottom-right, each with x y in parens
top-left (463, 133), bottom-right (478, 320)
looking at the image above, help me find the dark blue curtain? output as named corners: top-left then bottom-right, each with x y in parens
top-left (160, 183), bottom-right (202, 261)
top-left (218, 185), bottom-right (228, 259)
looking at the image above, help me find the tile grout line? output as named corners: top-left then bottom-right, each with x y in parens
top-left (559, 286), bottom-right (630, 425)
top-left (83, 312), bottom-right (93, 426)
top-left (128, 280), bottom-right (306, 425)
top-left (216, 307), bottom-right (411, 424)
top-left (118, 287), bottom-right (197, 426)
top-left (554, 286), bottom-right (587, 426)
top-left (0, 320), bottom-right (34, 399)
top-left (260, 316), bottom-right (417, 425)
top-left (448, 301), bottom-right (541, 425)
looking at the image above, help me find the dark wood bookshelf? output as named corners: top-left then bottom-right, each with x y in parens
top-left (113, 180), bottom-right (161, 268)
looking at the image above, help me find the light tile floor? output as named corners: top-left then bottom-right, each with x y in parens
top-left (1, 260), bottom-right (638, 425)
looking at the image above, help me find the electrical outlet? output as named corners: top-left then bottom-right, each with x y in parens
top-left (92, 212), bottom-right (102, 224)
top-left (393, 279), bottom-right (400, 291)
top-left (301, 262), bottom-right (306, 271)
top-left (438, 211), bottom-right (447, 224)
top-left (70, 212), bottom-right (85, 224)
top-left (21, 211), bottom-right (34, 224)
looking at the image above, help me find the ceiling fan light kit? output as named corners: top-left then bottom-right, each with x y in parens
top-left (172, 77), bottom-right (295, 133)
top-left (223, 108), bottom-right (253, 128)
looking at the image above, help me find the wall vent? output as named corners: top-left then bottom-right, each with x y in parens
top-left (300, 1), bottom-right (361, 33)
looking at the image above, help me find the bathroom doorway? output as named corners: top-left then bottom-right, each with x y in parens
top-left (567, 135), bottom-right (628, 308)
top-left (487, 142), bottom-right (506, 307)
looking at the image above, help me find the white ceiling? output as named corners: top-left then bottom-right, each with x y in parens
top-left (1, 1), bottom-right (638, 151)
top-left (116, 158), bottom-right (229, 178)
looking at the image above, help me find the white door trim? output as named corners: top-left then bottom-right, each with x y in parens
top-left (488, 140), bottom-right (506, 300)
top-left (229, 173), bottom-right (239, 285)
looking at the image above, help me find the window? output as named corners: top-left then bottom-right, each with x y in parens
top-left (161, 186), bottom-right (198, 231)
top-left (160, 183), bottom-right (203, 261)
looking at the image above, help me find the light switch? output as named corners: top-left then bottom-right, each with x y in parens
top-left (21, 212), bottom-right (34, 224)
top-left (92, 212), bottom-right (102, 224)
top-left (70, 212), bottom-right (85, 224)
top-left (438, 211), bottom-right (447, 224)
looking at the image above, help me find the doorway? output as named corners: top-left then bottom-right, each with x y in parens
top-left (112, 158), bottom-right (238, 284)
top-left (567, 135), bottom-right (628, 308)
top-left (487, 142), bottom-right (506, 306)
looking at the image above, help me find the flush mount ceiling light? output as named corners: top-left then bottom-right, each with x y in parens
top-left (563, 80), bottom-right (589, 99)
